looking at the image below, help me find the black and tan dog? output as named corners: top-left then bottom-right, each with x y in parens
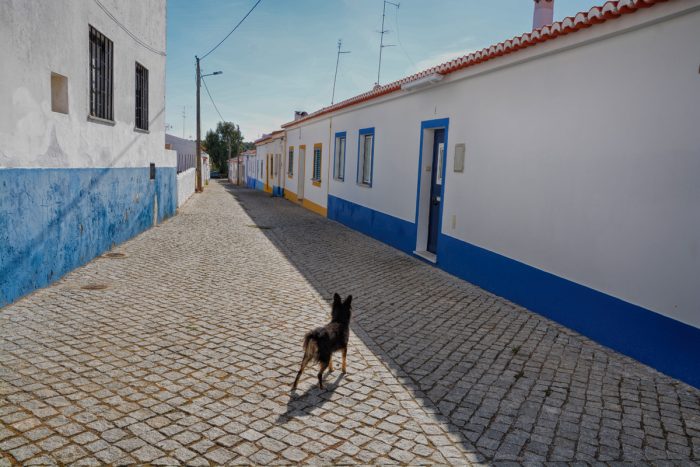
top-left (292, 293), bottom-right (352, 390)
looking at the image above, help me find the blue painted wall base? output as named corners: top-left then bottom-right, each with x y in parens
top-left (326, 193), bottom-right (700, 389)
top-left (328, 195), bottom-right (416, 254)
top-left (0, 167), bottom-right (177, 307)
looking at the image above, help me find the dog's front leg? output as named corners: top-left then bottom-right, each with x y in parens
top-left (341, 347), bottom-right (347, 374)
top-left (318, 361), bottom-right (328, 389)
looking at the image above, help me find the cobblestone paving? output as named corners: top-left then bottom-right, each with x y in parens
top-left (230, 183), bottom-right (700, 465)
top-left (0, 181), bottom-right (471, 465)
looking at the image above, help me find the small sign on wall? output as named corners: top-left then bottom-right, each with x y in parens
top-left (454, 144), bottom-right (465, 173)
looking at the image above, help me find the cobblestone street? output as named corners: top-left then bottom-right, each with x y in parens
top-left (1, 180), bottom-right (699, 465)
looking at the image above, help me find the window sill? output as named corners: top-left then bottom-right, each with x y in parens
top-left (357, 182), bottom-right (372, 188)
top-left (312, 180), bottom-right (322, 187)
top-left (134, 127), bottom-right (150, 134)
top-left (87, 115), bottom-right (115, 126)
top-left (333, 177), bottom-right (344, 182)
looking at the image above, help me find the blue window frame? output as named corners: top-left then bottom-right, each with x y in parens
top-left (333, 131), bottom-right (347, 181)
top-left (356, 127), bottom-right (375, 187)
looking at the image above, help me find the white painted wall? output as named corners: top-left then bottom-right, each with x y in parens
top-left (0, 0), bottom-right (169, 169)
top-left (255, 135), bottom-right (285, 189)
top-left (177, 168), bottom-right (195, 208)
top-left (283, 1), bottom-right (700, 329)
top-left (284, 121), bottom-right (331, 208)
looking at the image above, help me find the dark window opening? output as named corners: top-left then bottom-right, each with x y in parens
top-left (89, 26), bottom-right (113, 121)
top-left (150, 163), bottom-right (156, 180)
top-left (135, 63), bottom-right (149, 130)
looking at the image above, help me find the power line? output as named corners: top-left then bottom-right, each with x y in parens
top-left (93, 0), bottom-right (166, 56)
top-left (201, 77), bottom-right (226, 123)
top-left (200, 0), bottom-right (263, 60)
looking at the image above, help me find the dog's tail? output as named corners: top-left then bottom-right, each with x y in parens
top-left (302, 332), bottom-right (320, 362)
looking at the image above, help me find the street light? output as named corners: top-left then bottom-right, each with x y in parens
top-left (195, 56), bottom-right (223, 192)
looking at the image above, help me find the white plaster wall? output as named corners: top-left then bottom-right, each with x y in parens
top-left (287, 1), bottom-right (700, 328)
top-left (284, 121), bottom-right (331, 208)
top-left (0, 0), bottom-right (168, 169)
top-left (177, 168), bottom-right (195, 208)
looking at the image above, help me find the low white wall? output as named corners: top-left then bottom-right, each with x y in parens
top-left (177, 168), bottom-right (195, 208)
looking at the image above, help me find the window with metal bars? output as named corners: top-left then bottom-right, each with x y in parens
top-left (288, 147), bottom-right (294, 177)
top-left (135, 63), bottom-right (149, 130)
top-left (312, 144), bottom-right (322, 182)
top-left (89, 26), bottom-right (113, 121)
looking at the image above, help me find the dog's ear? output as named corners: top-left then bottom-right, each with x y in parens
top-left (333, 293), bottom-right (342, 305)
top-left (344, 295), bottom-right (352, 307)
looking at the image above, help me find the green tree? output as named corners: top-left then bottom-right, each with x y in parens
top-left (203, 121), bottom-right (244, 174)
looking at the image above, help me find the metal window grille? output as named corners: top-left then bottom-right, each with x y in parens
top-left (135, 63), bottom-right (149, 130)
top-left (313, 146), bottom-right (322, 181)
top-left (288, 148), bottom-right (294, 176)
top-left (89, 26), bottom-right (113, 121)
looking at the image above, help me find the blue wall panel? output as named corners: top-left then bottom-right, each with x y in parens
top-left (327, 195), bottom-right (416, 254)
top-left (0, 167), bottom-right (177, 307)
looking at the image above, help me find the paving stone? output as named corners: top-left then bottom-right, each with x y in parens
top-left (0, 180), bottom-right (696, 465)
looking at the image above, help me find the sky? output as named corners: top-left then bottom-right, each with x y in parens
top-left (166, 0), bottom-right (603, 142)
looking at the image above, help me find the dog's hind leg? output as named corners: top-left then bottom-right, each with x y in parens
top-left (328, 357), bottom-right (334, 372)
top-left (292, 354), bottom-right (311, 390)
top-left (341, 347), bottom-right (347, 374)
top-left (318, 360), bottom-right (329, 389)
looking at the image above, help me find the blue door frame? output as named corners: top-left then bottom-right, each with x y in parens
top-left (414, 118), bottom-right (450, 257)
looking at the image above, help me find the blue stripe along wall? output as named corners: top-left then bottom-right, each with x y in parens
top-left (327, 194), bottom-right (700, 389)
top-left (0, 167), bottom-right (177, 307)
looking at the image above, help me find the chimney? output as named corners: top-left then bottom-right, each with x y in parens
top-left (294, 110), bottom-right (308, 121)
top-left (533, 0), bottom-right (554, 30)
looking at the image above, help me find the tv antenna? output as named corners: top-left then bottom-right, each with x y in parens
top-left (331, 39), bottom-right (351, 105)
top-left (182, 106), bottom-right (186, 138)
top-left (376, 0), bottom-right (400, 87)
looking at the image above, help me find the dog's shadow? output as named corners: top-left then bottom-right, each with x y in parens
top-left (275, 373), bottom-right (345, 423)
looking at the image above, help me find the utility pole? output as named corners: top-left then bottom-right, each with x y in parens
top-left (331, 39), bottom-right (351, 105)
top-left (227, 135), bottom-right (232, 180)
top-left (376, 0), bottom-right (399, 87)
top-left (194, 57), bottom-right (222, 193)
top-left (195, 56), bottom-right (202, 192)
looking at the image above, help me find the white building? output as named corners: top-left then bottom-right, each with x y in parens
top-left (276, 0), bottom-right (700, 388)
top-left (230, 149), bottom-right (255, 185)
top-left (0, 0), bottom-right (173, 306)
top-left (254, 131), bottom-right (285, 196)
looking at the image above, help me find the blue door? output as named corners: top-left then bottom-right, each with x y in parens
top-left (427, 129), bottom-right (445, 254)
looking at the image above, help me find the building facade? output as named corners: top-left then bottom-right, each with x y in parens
top-left (0, 0), bottom-right (175, 306)
top-left (275, 0), bottom-right (700, 387)
top-left (254, 131), bottom-right (285, 196)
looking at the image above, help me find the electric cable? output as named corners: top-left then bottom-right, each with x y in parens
top-left (93, 0), bottom-right (166, 56)
top-left (200, 0), bottom-right (263, 60)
